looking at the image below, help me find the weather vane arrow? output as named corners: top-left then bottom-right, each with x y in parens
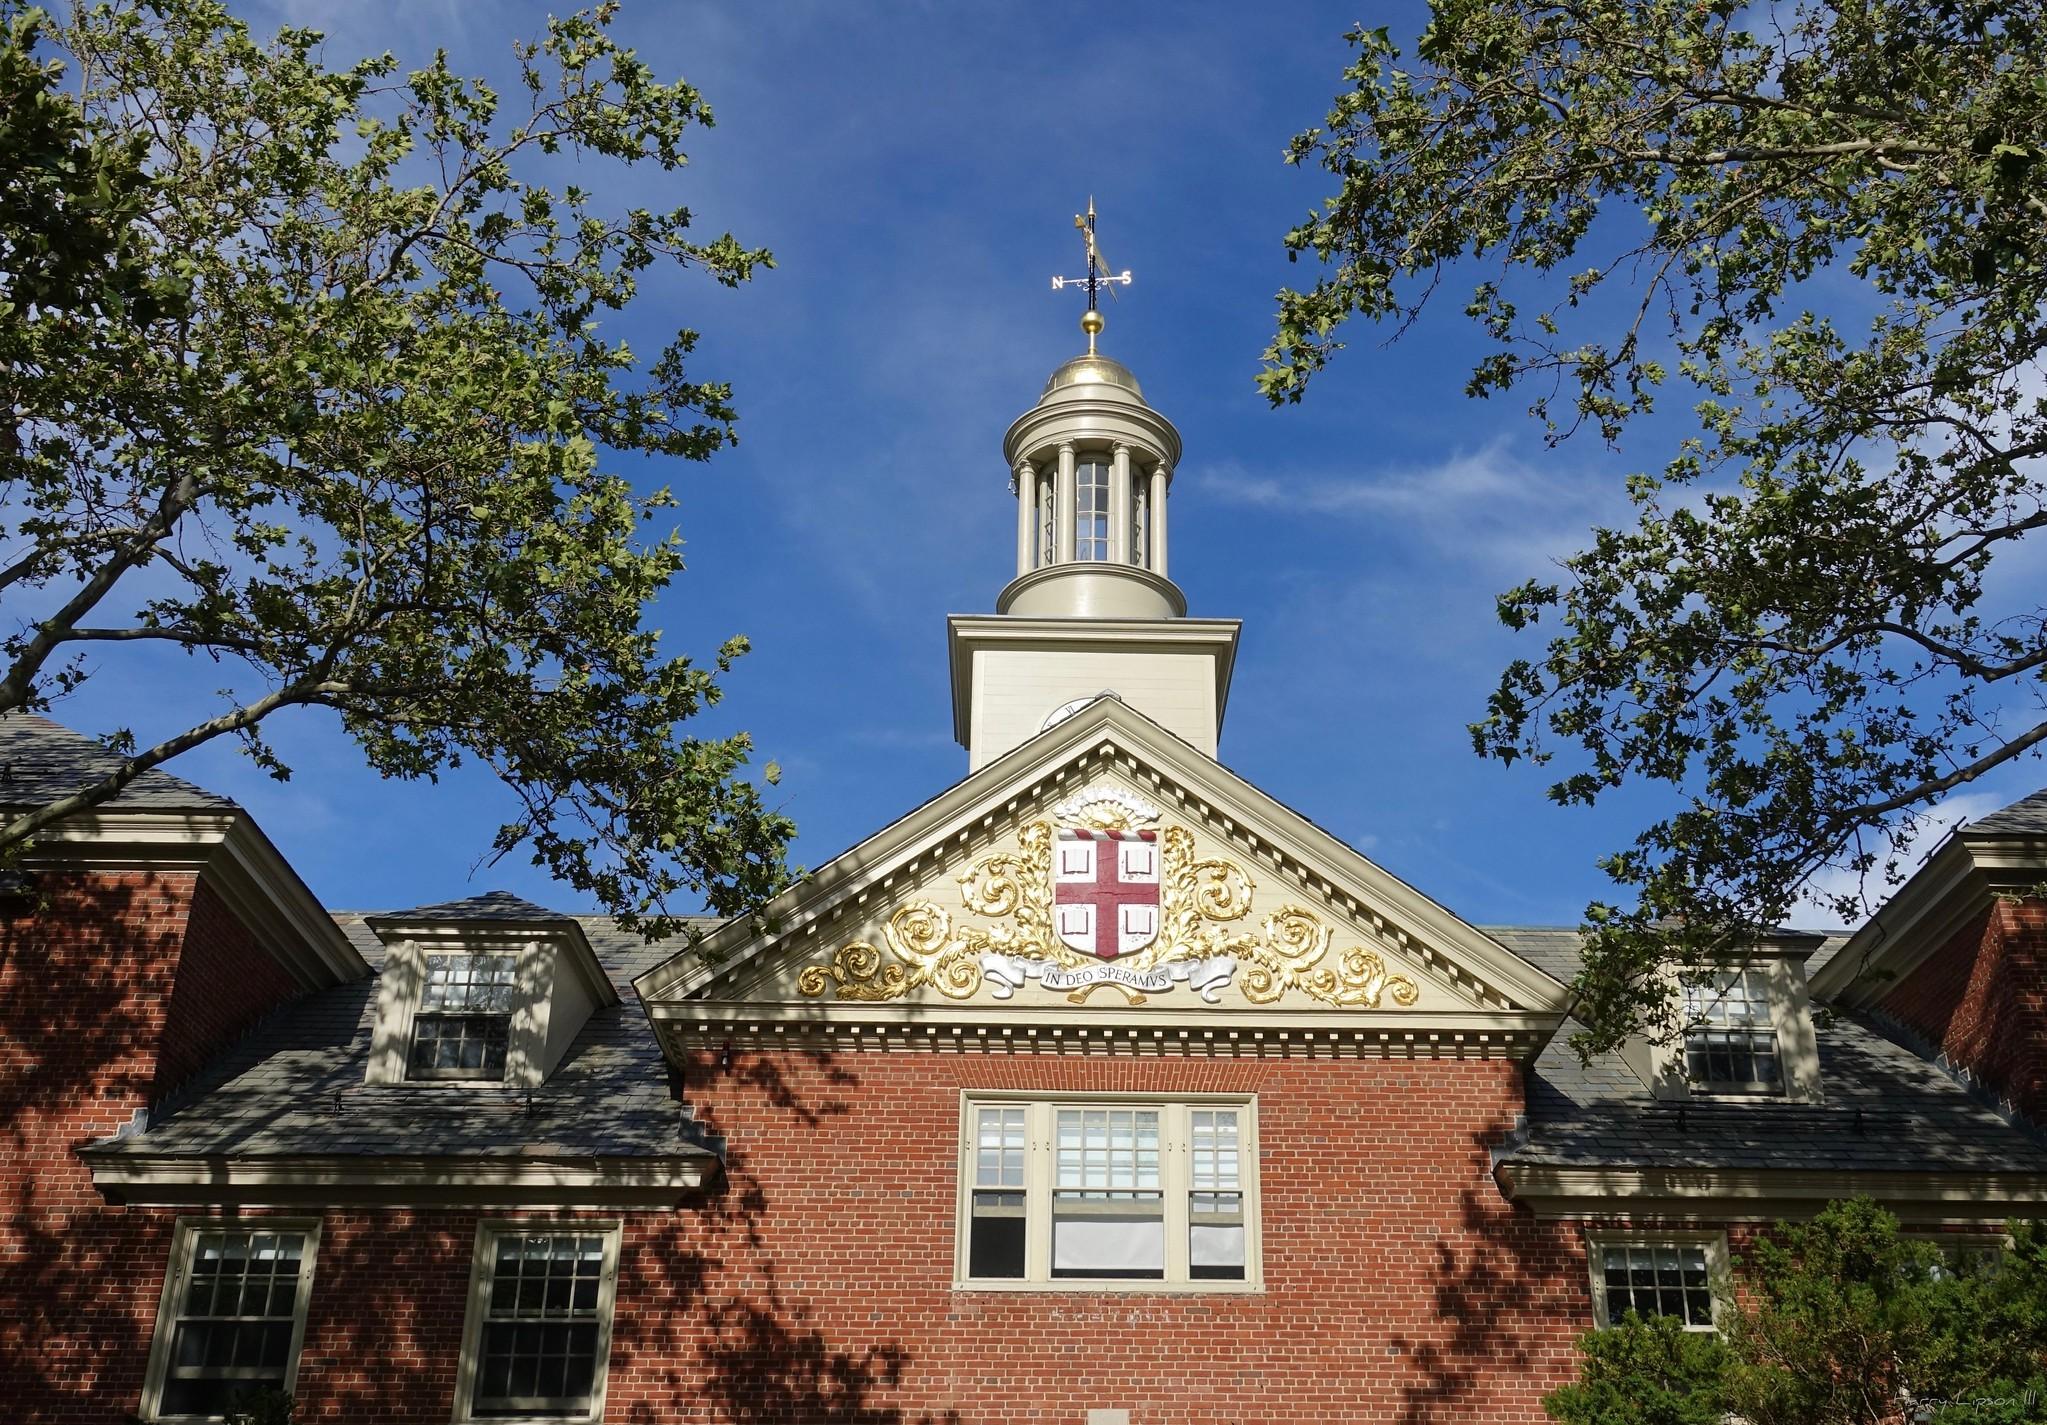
top-left (1051, 197), bottom-right (1131, 355)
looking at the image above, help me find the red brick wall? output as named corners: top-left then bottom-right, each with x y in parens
top-left (597, 1048), bottom-right (1596, 1425)
top-left (0, 868), bottom-right (303, 1421)
top-left (156, 878), bottom-right (299, 1097)
top-left (0, 1046), bottom-right (1604, 1424)
top-left (1879, 899), bottom-right (2047, 1123)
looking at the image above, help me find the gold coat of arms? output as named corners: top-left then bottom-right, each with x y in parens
top-left (797, 784), bottom-right (1421, 1009)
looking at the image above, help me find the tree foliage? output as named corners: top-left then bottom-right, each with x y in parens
top-left (1545, 1201), bottom-right (2047, 1425)
top-left (0, 0), bottom-right (791, 935)
top-left (1270, 0), bottom-right (2047, 1052)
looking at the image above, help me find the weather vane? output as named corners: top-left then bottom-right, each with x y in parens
top-left (1051, 197), bottom-right (1131, 355)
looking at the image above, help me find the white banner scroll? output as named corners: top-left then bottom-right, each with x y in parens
top-left (978, 953), bottom-right (1238, 1003)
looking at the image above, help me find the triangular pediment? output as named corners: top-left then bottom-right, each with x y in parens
top-left (634, 699), bottom-right (1568, 1056)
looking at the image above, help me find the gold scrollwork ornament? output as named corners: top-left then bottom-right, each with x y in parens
top-left (796, 817), bottom-right (1420, 1009)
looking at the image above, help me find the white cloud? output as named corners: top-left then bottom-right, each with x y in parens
top-left (1190, 436), bottom-right (1626, 577)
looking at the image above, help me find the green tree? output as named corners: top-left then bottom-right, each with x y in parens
top-left (0, 0), bottom-right (790, 935)
top-left (1545, 1201), bottom-right (2047, 1425)
top-left (1269, 0), bottom-right (2047, 1053)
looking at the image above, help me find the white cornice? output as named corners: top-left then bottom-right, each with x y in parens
top-left (21, 809), bottom-right (367, 990)
top-left (650, 1000), bottom-right (1564, 1061)
top-left (82, 1151), bottom-right (711, 1208)
top-left (1496, 1161), bottom-right (2047, 1222)
top-left (945, 616), bottom-right (1241, 748)
top-left (633, 697), bottom-right (1571, 1017)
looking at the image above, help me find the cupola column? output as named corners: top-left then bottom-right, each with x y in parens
top-left (1150, 463), bottom-right (1170, 576)
top-left (1054, 443), bottom-right (1078, 564)
top-left (1013, 458), bottom-right (1035, 576)
top-left (1109, 443), bottom-right (1132, 564)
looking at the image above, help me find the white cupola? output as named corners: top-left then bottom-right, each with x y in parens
top-left (999, 349), bottom-right (1183, 619)
top-left (947, 205), bottom-right (1240, 771)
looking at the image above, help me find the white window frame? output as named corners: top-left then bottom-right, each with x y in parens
top-left (453, 1219), bottom-right (622, 1425)
top-left (140, 1217), bottom-right (321, 1422)
top-left (1681, 966), bottom-right (1784, 1094)
top-left (1585, 1230), bottom-right (1730, 1332)
top-left (409, 952), bottom-right (521, 1082)
top-left (953, 1092), bottom-right (1262, 1293)
top-left (1073, 457), bottom-right (1111, 562)
top-left (365, 936), bottom-right (558, 1090)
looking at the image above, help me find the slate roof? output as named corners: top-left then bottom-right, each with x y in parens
top-left (1482, 925), bottom-right (2047, 1177)
top-left (0, 712), bottom-right (235, 812)
top-left (89, 914), bottom-right (722, 1163)
top-left (83, 913), bottom-right (2047, 1178)
top-left (1967, 787), bottom-right (2047, 837)
top-left (373, 891), bottom-right (577, 923)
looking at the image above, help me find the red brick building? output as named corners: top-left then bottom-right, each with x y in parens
top-left (3, 339), bottom-right (2045, 1425)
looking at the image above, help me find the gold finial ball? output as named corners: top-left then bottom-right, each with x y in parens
top-left (1080, 309), bottom-right (1105, 337)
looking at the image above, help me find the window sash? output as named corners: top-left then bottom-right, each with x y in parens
top-left (409, 1011), bottom-right (511, 1081)
top-left (147, 1223), bottom-right (316, 1420)
top-left (958, 1099), bottom-right (1256, 1288)
top-left (1074, 461), bottom-right (1110, 561)
top-left (1595, 1240), bottom-right (1718, 1330)
top-left (461, 1227), bottom-right (618, 1423)
top-left (1683, 968), bottom-right (1782, 1090)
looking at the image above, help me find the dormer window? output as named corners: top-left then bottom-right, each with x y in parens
top-left (1622, 935), bottom-right (1826, 1103)
top-left (409, 953), bottom-right (519, 1081)
top-left (362, 893), bottom-right (621, 1090)
top-left (1682, 967), bottom-right (1782, 1093)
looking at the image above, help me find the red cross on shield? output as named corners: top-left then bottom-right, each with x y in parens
top-left (1052, 829), bottom-right (1161, 960)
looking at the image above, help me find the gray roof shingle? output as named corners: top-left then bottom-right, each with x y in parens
top-left (93, 917), bottom-right (2047, 1179)
top-left (1966, 788), bottom-right (2047, 837)
top-left (1482, 926), bottom-right (2047, 1176)
top-left (93, 915), bottom-right (720, 1163)
top-left (0, 712), bottom-right (235, 813)
top-left (374, 891), bottom-right (576, 924)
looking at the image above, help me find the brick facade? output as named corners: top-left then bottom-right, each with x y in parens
top-left (14, 1047), bottom-right (1610, 1424)
top-left (2, 866), bottom-right (2038, 1422)
top-left (1878, 898), bottom-right (2047, 1124)
top-left (0, 870), bottom-right (300, 1422)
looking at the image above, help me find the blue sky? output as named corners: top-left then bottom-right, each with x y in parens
top-left (46, 0), bottom-right (2037, 926)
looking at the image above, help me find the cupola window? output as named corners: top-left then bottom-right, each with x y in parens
top-left (1037, 470), bottom-right (1056, 568)
top-left (1075, 458), bottom-right (1110, 561)
top-left (1130, 480), bottom-right (1148, 569)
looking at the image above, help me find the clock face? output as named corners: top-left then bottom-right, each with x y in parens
top-left (1041, 694), bottom-right (1108, 731)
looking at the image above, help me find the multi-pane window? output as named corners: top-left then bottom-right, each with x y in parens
top-left (1916, 1235), bottom-right (2007, 1280)
top-left (1593, 1240), bottom-right (1718, 1330)
top-left (958, 1098), bottom-right (1258, 1288)
top-left (461, 1228), bottom-right (619, 1422)
top-left (969, 1106), bottom-right (1027, 1279)
top-left (1189, 1108), bottom-right (1246, 1280)
top-left (1683, 967), bottom-right (1781, 1092)
top-left (1129, 482), bottom-right (1148, 568)
top-left (146, 1224), bottom-right (316, 1419)
top-left (410, 953), bottom-right (518, 1081)
top-left (1053, 1107), bottom-right (1164, 1279)
top-left (1037, 472), bottom-right (1057, 567)
top-left (1074, 458), bottom-right (1110, 561)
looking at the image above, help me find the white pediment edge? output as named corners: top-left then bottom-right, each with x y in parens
top-left (632, 699), bottom-right (1572, 1021)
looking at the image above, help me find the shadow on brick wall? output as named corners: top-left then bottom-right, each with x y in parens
top-left (610, 1049), bottom-right (960, 1425)
top-left (0, 875), bottom-right (192, 1418)
top-left (1390, 1122), bottom-right (1587, 1424)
